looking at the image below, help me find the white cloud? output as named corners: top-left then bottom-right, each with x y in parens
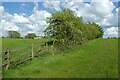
top-left (0, 6), bottom-right (4, 21)
top-left (12, 13), bottom-right (30, 23)
top-left (27, 10), bottom-right (51, 36)
top-left (60, 0), bottom-right (118, 38)
top-left (29, 10), bottom-right (50, 22)
top-left (0, 19), bottom-right (20, 37)
top-left (103, 27), bottom-right (118, 38)
top-left (28, 2), bottom-right (51, 36)
top-left (2, 20), bottom-right (19, 31)
top-left (21, 3), bottom-right (26, 7)
top-left (53, 0), bottom-right (117, 28)
top-left (33, 2), bottom-right (39, 12)
top-left (0, 3), bottom-right (51, 37)
top-left (43, 1), bottom-right (61, 11)
top-left (116, 7), bottom-right (118, 13)
top-left (0, 6), bottom-right (4, 13)
top-left (116, 7), bottom-right (120, 27)
top-left (73, 1), bottom-right (116, 27)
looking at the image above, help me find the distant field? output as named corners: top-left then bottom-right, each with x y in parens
top-left (2, 38), bottom-right (118, 78)
top-left (2, 38), bottom-right (49, 50)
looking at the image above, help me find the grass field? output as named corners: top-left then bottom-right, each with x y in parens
top-left (1, 38), bottom-right (51, 65)
top-left (1, 38), bottom-right (49, 50)
top-left (1, 38), bottom-right (118, 78)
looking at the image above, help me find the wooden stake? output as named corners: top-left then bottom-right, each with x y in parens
top-left (5, 48), bottom-right (10, 70)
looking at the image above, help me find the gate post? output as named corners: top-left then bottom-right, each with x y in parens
top-left (5, 48), bottom-right (10, 70)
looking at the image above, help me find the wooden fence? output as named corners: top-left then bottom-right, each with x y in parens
top-left (1, 43), bottom-right (54, 70)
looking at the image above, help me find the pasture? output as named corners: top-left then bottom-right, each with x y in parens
top-left (1, 38), bottom-right (51, 68)
top-left (2, 38), bottom-right (49, 50)
top-left (1, 38), bottom-right (118, 78)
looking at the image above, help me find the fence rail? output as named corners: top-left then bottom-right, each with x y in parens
top-left (1, 42), bottom-right (54, 70)
top-left (11, 46), bottom-right (30, 52)
top-left (10, 51), bottom-right (31, 59)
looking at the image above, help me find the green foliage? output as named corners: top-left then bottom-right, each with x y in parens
top-left (84, 22), bottom-right (104, 40)
top-left (25, 33), bottom-right (37, 39)
top-left (44, 9), bottom-right (104, 47)
top-left (8, 31), bottom-right (20, 38)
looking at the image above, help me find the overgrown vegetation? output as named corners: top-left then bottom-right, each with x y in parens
top-left (44, 9), bottom-right (103, 48)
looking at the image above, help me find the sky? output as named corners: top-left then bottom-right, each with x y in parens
top-left (0, 0), bottom-right (119, 38)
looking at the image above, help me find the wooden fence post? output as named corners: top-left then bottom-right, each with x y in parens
top-left (5, 48), bottom-right (10, 70)
top-left (31, 43), bottom-right (34, 59)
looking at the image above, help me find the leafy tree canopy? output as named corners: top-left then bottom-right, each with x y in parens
top-left (8, 31), bottom-right (20, 38)
top-left (44, 9), bottom-right (103, 45)
top-left (25, 33), bottom-right (37, 39)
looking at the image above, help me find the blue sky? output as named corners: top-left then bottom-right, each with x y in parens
top-left (2, 2), bottom-right (56, 16)
top-left (2, 2), bottom-right (119, 15)
top-left (0, 0), bottom-right (119, 38)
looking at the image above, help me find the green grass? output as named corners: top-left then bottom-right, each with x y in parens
top-left (1, 38), bottom-right (50, 65)
top-left (2, 38), bottom-right (49, 50)
top-left (2, 38), bottom-right (118, 78)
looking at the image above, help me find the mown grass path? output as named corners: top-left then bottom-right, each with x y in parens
top-left (2, 38), bottom-right (118, 78)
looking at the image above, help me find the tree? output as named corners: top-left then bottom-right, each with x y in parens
top-left (44, 9), bottom-right (84, 44)
top-left (25, 33), bottom-right (36, 39)
top-left (84, 22), bottom-right (103, 40)
top-left (8, 31), bottom-right (20, 38)
top-left (44, 9), bottom-right (104, 46)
